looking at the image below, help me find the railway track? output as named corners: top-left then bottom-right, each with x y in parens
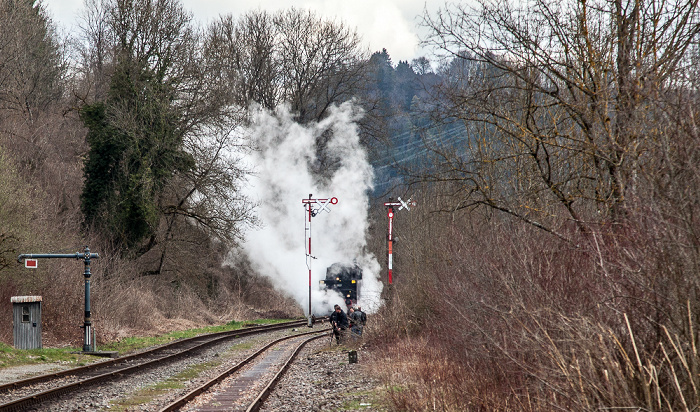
top-left (0, 319), bottom-right (326, 411)
top-left (161, 330), bottom-right (328, 411)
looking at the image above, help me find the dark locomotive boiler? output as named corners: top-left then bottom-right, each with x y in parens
top-left (319, 262), bottom-right (362, 308)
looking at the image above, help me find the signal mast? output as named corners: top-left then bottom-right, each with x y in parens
top-left (383, 197), bottom-right (416, 284)
top-left (17, 247), bottom-right (100, 352)
top-left (301, 194), bottom-right (338, 326)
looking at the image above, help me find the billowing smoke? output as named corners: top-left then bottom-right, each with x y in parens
top-left (238, 102), bottom-right (382, 315)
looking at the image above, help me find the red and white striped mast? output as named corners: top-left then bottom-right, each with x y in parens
top-left (302, 194), bottom-right (338, 325)
top-left (383, 197), bottom-right (415, 284)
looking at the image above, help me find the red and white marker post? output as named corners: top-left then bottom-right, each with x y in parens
top-left (383, 197), bottom-right (416, 284)
top-left (301, 194), bottom-right (338, 325)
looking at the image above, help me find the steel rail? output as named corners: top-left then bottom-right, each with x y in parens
top-left (0, 319), bottom-right (310, 396)
top-left (245, 332), bottom-right (328, 412)
top-left (159, 329), bottom-right (329, 412)
top-left (0, 319), bottom-right (325, 412)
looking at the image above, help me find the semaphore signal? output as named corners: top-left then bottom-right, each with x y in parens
top-left (383, 197), bottom-right (416, 284)
top-left (301, 194), bottom-right (338, 326)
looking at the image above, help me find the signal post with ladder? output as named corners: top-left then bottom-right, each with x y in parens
top-left (384, 197), bottom-right (416, 284)
top-left (302, 194), bottom-right (338, 326)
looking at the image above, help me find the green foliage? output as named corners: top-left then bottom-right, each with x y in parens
top-left (80, 57), bottom-right (194, 250)
top-left (80, 103), bottom-right (123, 229)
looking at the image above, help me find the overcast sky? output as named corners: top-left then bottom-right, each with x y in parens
top-left (43, 0), bottom-right (438, 63)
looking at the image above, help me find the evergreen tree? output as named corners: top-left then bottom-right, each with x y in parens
top-left (80, 56), bottom-right (194, 249)
top-left (394, 60), bottom-right (417, 111)
top-left (80, 0), bottom-right (194, 250)
top-left (368, 48), bottom-right (394, 96)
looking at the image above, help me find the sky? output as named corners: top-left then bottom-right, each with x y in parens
top-left (43, 0), bottom-right (438, 63)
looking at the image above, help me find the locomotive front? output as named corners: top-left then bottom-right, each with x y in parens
top-left (319, 262), bottom-right (363, 308)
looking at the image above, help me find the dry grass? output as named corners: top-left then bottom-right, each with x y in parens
top-left (369, 300), bottom-right (700, 411)
top-left (367, 337), bottom-right (527, 411)
top-left (365, 182), bottom-right (700, 411)
top-left (0, 238), bottom-right (303, 347)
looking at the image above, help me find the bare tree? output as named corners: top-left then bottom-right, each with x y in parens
top-left (72, 0), bottom-right (113, 102)
top-left (381, 1), bottom-right (700, 408)
top-left (203, 8), bottom-right (368, 124)
top-left (274, 8), bottom-right (367, 123)
top-left (420, 0), bottom-right (700, 235)
top-left (203, 12), bottom-right (279, 111)
top-left (201, 8), bottom-right (369, 181)
top-left (0, 0), bottom-right (64, 124)
top-left (0, 0), bottom-right (81, 230)
top-left (411, 56), bottom-right (433, 75)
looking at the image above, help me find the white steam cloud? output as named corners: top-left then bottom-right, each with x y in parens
top-left (238, 102), bottom-right (382, 315)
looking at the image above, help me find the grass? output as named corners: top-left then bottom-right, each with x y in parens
top-left (228, 341), bottom-right (256, 351)
top-left (98, 318), bottom-right (294, 354)
top-left (0, 318), bottom-right (295, 370)
top-left (0, 342), bottom-right (96, 368)
top-left (107, 360), bottom-right (222, 411)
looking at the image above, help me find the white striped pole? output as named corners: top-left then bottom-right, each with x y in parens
top-left (306, 198), bottom-right (313, 317)
top-left (384, 197), bottom-right (416, 285)
top-left (387, 207), bottom-right (394, 284)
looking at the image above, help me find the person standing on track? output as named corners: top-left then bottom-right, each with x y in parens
top-left (330, 304), bottom-right (349, 344)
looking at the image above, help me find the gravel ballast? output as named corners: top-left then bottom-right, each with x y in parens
top-left (0, 329), bottom-right (388, 411)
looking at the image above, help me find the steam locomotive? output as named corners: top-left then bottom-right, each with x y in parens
top-left (319, 262), bottom-right (362, 307)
